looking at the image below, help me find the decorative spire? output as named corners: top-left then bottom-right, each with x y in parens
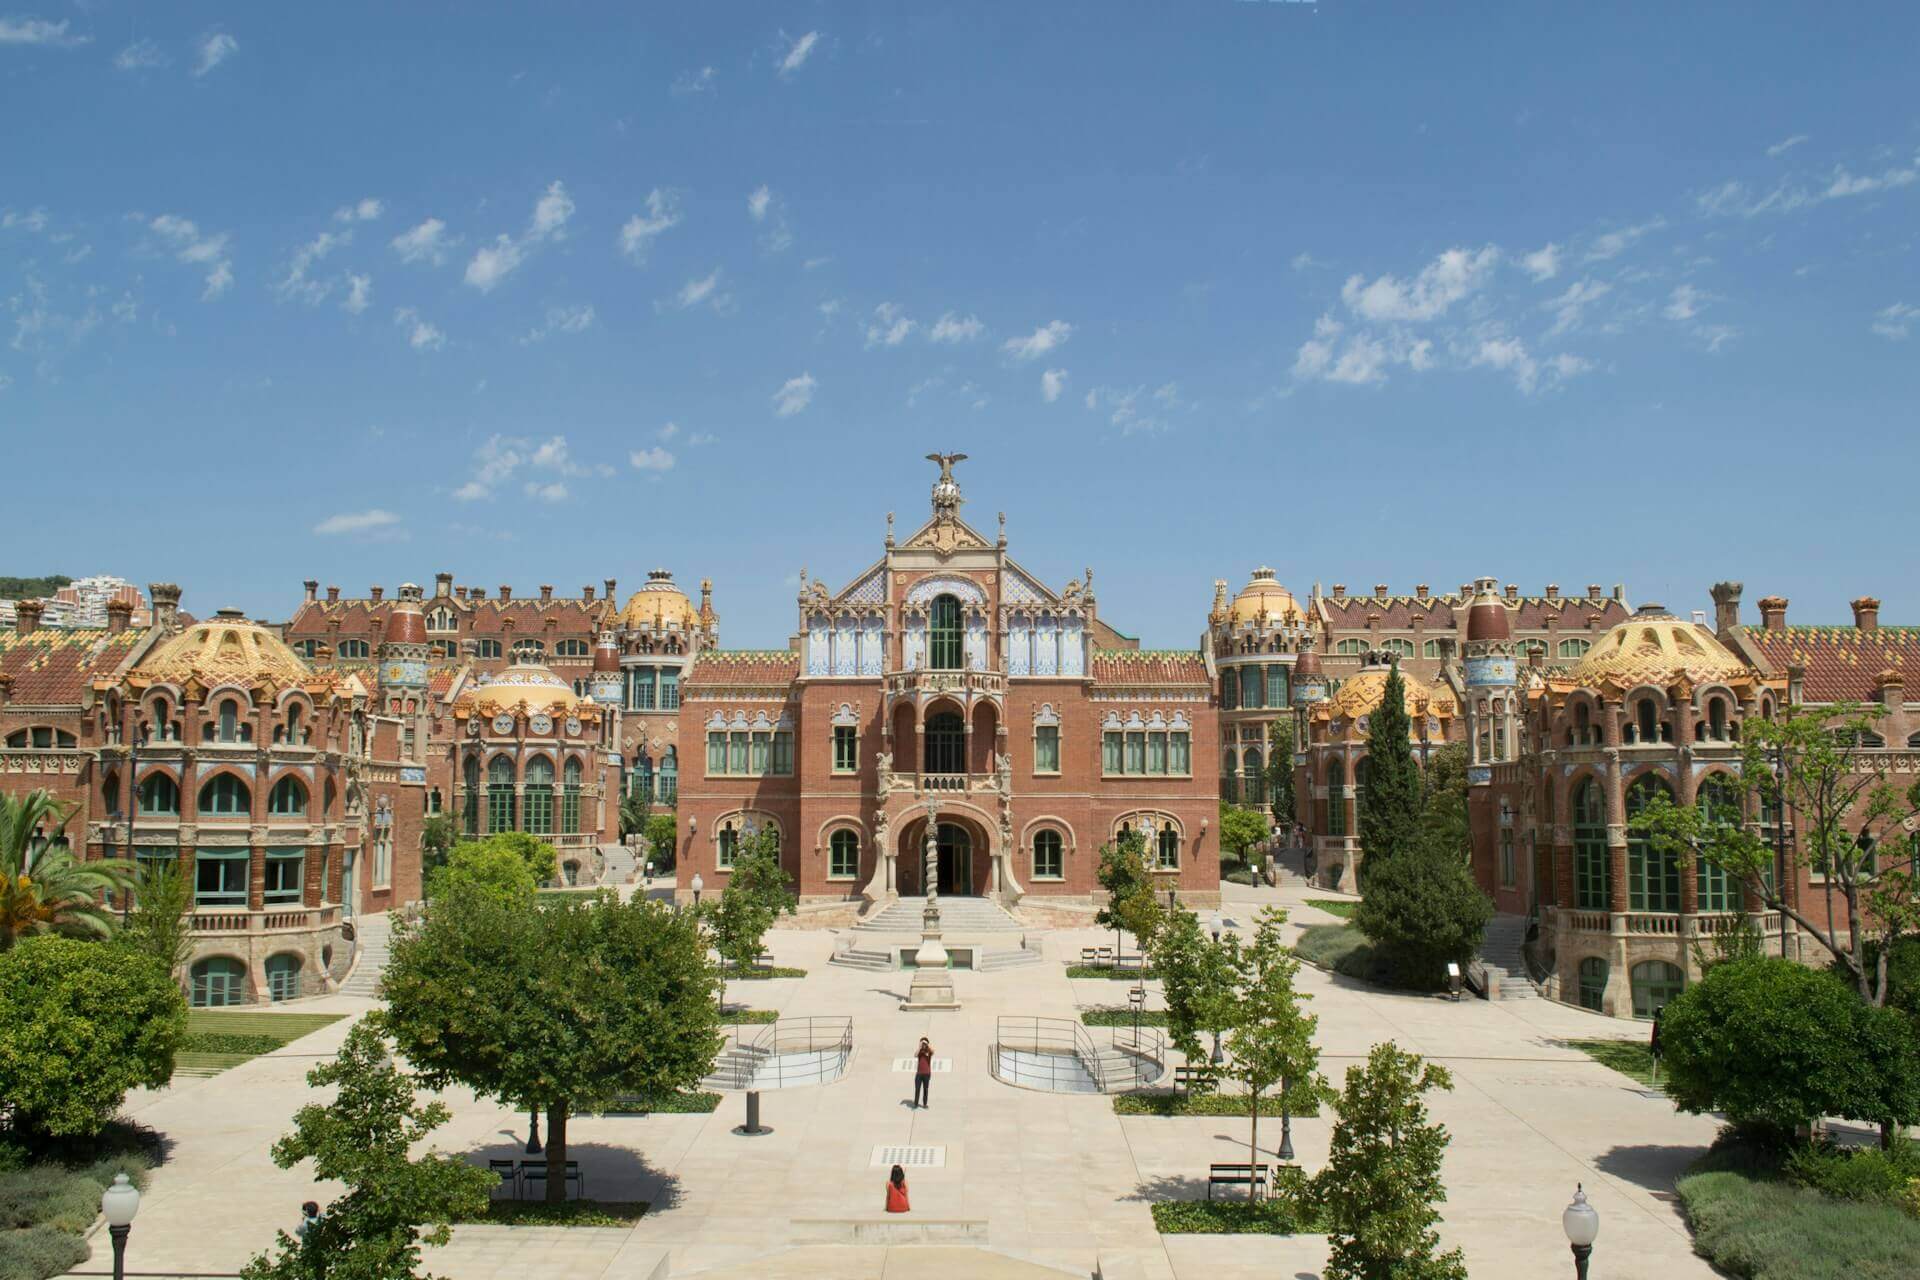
top-left (926, 451), bottom-right (967, 519)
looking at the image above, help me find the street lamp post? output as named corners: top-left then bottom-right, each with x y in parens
top-left (1210, 910), bottom-right (1222, 944)
top-left (1562, 1183), bottom-right (1599, 1280)
top-left (1128, 984), bottom-right (1144, 1048)
top-left (525, 1105), bottom-right (542, 1155)
top-left (691, 871), bottom-right (704, 909)
top-left (100, 1172), bottom-right (139, 1280)
top-left (1278, 1077), bottom-right (1295, 1161)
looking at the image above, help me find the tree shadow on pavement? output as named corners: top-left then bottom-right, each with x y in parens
top-left (1593, 1142), bottom-right (1709, 1194)
top-left (463, 1137), bottom-right (683, 1210)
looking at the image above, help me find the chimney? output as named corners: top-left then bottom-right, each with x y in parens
top-left (303, 579), bottom-right (318, 605)
top-left (1877, 668), bottom-right (1903, 711)
top-left (700, 578), bottom-right (714, 622)
top-left (1331, 584), bottom-right (1346, 600)
top-left (1587, 584), bottom-right (1602, 600)
top-left (147, 583), bottom-right (181, 631)
top-left (1460, 584), bottom-right (1472, 598)
top-left (1416, 584), bottom-right (1429, 600)
top-left (1545, 584), bottom-right (1560, 601)
top-left (1374, 583), bottom-right (1389, 598)
top-left (15, 599), bottom-right (43, 636)
top-left (1787, 661), bottom-right (1805, 706)
top-left (1851, 596), bottom-right (1881, 632)
top-left (106, 599), bottom-right (132, 635)
top-left (604, 578), bottom-right (618, 600)
top-left (582, 586), bottom-right (596, 603)
top-left (0, 672), bottom-right (10, 708)
top-left (499, 585), bottom-right (512, 603)
top-left (1711, 581), bottom-right (1743, 633)
top-left (1758, 596), bottom-right (1788, 632)
top-left (1528, 645), bottom-right (1545, 670)
top-left (540, 585), bottom-right (554, 603)
top-left (435, 572), bottom-right (453, 598)
top-left (326, 585), bottom-right (340, 604)
top-left (370, 586), bottom-right (384, 603)
top-left (1505, 584), bottom-right (1519, 601)
top-left (1612, 584), bottom-right (1625, 601)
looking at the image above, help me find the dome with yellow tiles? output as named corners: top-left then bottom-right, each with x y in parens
top-left (461, 656), bottom-right (584, 718)
top-left (1227, 567), bottom-right (1300, 625)
top-left (134, 609), bottom-right (312, 689)
top-left (1569, 607), bottom-right (1752, 691)
top-left (620, 568), bottom-right (698, 631)
top-left (1324, 664), bottom-right (1456, 723)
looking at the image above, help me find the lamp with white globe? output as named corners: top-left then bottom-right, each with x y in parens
top-left (1562, 1182), bottom-right (1599, 1279)
top-left (100, 1172), bottom-right (140, 1280)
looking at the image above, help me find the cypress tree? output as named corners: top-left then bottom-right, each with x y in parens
top-left (1357, 661), bottom-right (1423, 867)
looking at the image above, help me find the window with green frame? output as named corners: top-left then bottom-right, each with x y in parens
top-left (1326, 759), bottom-right (1346, 837)
top-left (630, 667), bottom-right (656, 710)
top-left (562, 758), bottom-right (582, 834)
top-left (523, 757), bottom-right (555, 835)
top-left (267, 774), bottom-right (307, 817)
top-left (1034, 724), bottom-right (1061, 773)
top-left (1696, 776), bottom-right (1743, 911)
top-left (1033, 829), bottom-right (1063, 879)
top-left (195, 848), bottom-right (248, 907)
top-left (1631, 960), bottom-right (1685, 1018)
top-left (462, 757), bottom-right (481, 836)
top-left (1156, 826), bottom-right (1179, 869)
top-left (1266, 665), bottom-right (1289, 708)
top-left (832, 725), bottom-right (858, 772)
top-left (264, 848), bottom-right (304, 904)
top-left (1333, 638), bottom-right (1367, 656)
top-left (1103, 731), bottom-right (1123, 773)
top-left (660, 668), bottom-right (680, 710)
top-left (265, 953), bottom-right (302, 1002)
top-left (198, 774), bottom-right (250, 815)
top-left (1577, 957), bottom-right (1607, 1011)
top-left (1243, 748), bottom-right (1265, 806)
top-left (1239, 666), bottom-right (1264, 709)
top-left (139, 772), bottom-right (180, 814)
top-left (1219, 671), bottom-right (1237, 710)
top-left (1422, 639), bottom-right (1445, 659)
top-left (1572, 778), bottom-right (1610, 910)
top-left (487, 756), bottom-right (516, 834)
top-left (1626, 775), bottom-right (1680, 911)
top-left (191, 957), bottom-right (247, 1007)
top-left (929, 595), bottom-right (963, 670)
top-left (829, 829), bottom-right (859, 879)
top-left (1102, 729), bottom-right (1191, 776)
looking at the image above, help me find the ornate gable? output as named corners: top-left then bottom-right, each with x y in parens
top-left (899, 514), bottom-right (993, 556)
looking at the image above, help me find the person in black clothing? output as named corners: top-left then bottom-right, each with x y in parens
top-left (913, 1037), bottom-right (933, 1108)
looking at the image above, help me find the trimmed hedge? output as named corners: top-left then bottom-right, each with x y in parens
top-left (458, 1199), bottom-right (647, 1227)
top-left (1066, 965), bottom-right (1158, 980)
top-left (1081, 1008), bottom-right (1171, 1028)
top-left (1115, 1092), bottom-right (1321, 1118)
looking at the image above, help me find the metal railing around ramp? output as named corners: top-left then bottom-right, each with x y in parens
top-left (992, 1015), bottom-right (1165, 1093)
top-left (706, 1016), bottom-right (854, 1091)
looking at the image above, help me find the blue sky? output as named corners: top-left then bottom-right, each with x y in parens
top-left (4, 3), bottom-right (1918, 647)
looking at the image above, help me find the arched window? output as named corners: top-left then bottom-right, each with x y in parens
top-left (513, 638), bottom-right (545, 658)
top-left (633, 752), bottom-right (654, 803)
top-left (267, 775), bottom-right (308, 817)
top-left (284, 701), bottom-right (304, 744)
top-left (1697, 775), bottom-right (1743, 912)
top-left (1577, 956), bottom-right (1608, 1012)
top-left (1381, 638), bottom-right (1416, 659)
top-left (1239, 666), bottom-right (1264, 709)
top-left (217, 699), bottom-right (241, 743)
top-left (555, 638), bottom-right (590, 658)
top-left (148, 697), bottom-right (173, 742)
top-left (659, 747), bottom-right (678, 804)
top-left (925, 711), bottom-right (965, 774)
top-left (476, 639), bottom-right (503, 659)
top-left (1333, 638), bottom-right (1367, 656)
top-left (929, 595), bottom-right (963, 671)
top-left (139, 773), bottom-right (179, 815)
top-left (198, 774), bottom-right (250, 815)
top-left (1573, 702), bottom-right (1593, 746)
top-left (829, 829), bottom-right (860, 879)
top-left (1631, 960), bottom-right (1685, 1019)
top-left (427, 607), bottom-right (456, 632)
top-left (1422, 639), bottom-right (1444, 659)
top-left (190, 957), bottom-right (247, 1007)
top-left (1572, 778), bottom-right (1609, 910)
top-left (718, 822), bottom-right (739, 870)
top-left (265, 953), bottom-right (303, 1002)
top-left (103, 773), bottom-right (120, 815)
top-left (1033, 829), bottom-right (1063, 879)
top-left (487, 756), bottom-right (516, 834)
top-left (1706, 698), bottom-right (1729, 742)
top-left (337, 639), bottom-right (370, 659)
top-left (1156, 825), bottom-right (1180, 870)
top-left (1626, 775), bottom-right (1679, 912)
top-left (524, 757), bottom-right (555, 835)
top-left (1326, 757), bottom-right (1346, 838)
top-left (562, 757), bottom-right (583, 834)
top-left (1557, 638), bottom-right (1592, 659)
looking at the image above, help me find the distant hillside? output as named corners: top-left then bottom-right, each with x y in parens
top-left (0, 575), bottom-right (72, 599)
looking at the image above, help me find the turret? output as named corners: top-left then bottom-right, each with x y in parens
top-left (590, 630), bottom-right (623, 706)
top-left (1462, 576), bottom-right (1516, 777)
top-left (379, 583), bottom-right (430, 694)
top-left (1292, 636), bottom-right (1328, 707)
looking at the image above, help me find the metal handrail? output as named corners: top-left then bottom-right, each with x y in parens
top-left (994, 1015), bottom-right (1105, 1091)
top-left (1102, 1023), bottom-right (1167, 1091)
top-left (709, 1016), bottom-right (854, 1091)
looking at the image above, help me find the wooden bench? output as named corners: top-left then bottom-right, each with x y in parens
top-left (1173, 1065), bottom-right (1219, 1094)
top-left (1080, 945), bottom-right (1115, 966)
top-left (1207, 1162), bottom-right (1269, 1200)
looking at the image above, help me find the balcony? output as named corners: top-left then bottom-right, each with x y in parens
top-left (1547, 907), bottom-right (1781, 937)
top-left (190, 905), bottom-right (341, 935)
top-left (884, 670), bottom-right (1006, 701)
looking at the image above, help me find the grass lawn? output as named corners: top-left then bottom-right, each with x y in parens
top-left (1292, 923), bottom-right (1374, 978)
top-left (724, 966), bottom-right (807, 980)
top-left (173, 1010), bottom-right (345, 1078)
top-left (1304, 898), bottom-right (1358, 919)
top-left (595, 1091), bottom-right (722, 1115)
top-left (1066, 965), bottom-right (1158, 980)
top-left (1115, 1091), bottom-right (1321, 1118)
top-left (458, 1199), bottom-right (648, 1227)
top-left (1677, 1137), bottom-right (1920, 1279)
top-left (1564, 1038), bottom-right (1667, 1093)
top-left (1081, 1008), bottom-right (1171, 1028)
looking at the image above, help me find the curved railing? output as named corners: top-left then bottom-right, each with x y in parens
top-left (992, 1016), bottom-right (1165, 1093)
top-left (1101, 1022), bottom-right (1168, 1092)
top-left (707, 1016), bottom-right (854, 1091)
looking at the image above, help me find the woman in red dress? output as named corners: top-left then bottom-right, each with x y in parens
top-left (885, 1164), bottom-right (910, 1213)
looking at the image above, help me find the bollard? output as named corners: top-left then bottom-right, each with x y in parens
top-left (736, 1089), bottom-right (771, 1136)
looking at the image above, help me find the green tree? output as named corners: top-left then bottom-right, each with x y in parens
top-left (439, 832), bottom-right (558, 890)
top-left (1415, 742), bottom-right (1471, 860)
top-left (1220, 909), bottom-right (1329, 1198)
top-left (1352, 843), bottom-right (1491, 988)
top-left (1265, 719), bottom-right (1297, 826)
top-left (1319, 1043), bottom-right (1467, 1280)
top-left (425, 839), bottom-right (538, 908)
top-left (419, 814), bottom-right (457, 883)
top-left (619, 793), bottom-right (650, 839)
top-left (118, 860), bottom-right (194, 982)
top-left (0, 936), bottom-right (185, 1138)
top-left (240, 1020), bottom-right (493, 1280)
top-left (643, 813), bottom-right (680, 872)
top-left (703, 826), bottom-right (796, 973)
top-left (1357, 663), bottom-right (1423, 871)
top-left (0, 789), bottom-right (135, 949)
top-left (379, 882), bottom-right (722, 1201)
top-left (1217, 804), bottom-right (1269, 866)
top-left (0, 574), bottom-right (71, 598)
top-left (1094, 828), bottom-right (1162, 959)
top-left (1149, 907), bottom-right (1238, 1082)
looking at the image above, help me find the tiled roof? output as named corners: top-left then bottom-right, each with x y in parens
top-left (286, 596), bottom-right (611, 637)
top-left (1319, 594), bottom-right (1629, 632)
top-left (1743, 625), bottom-right (1920, 703)
top-left (684, 650), bottom-right (799, 688)
top-left (1091, 650), bottom-right (1209, 685)
top-left (427, 665), bottom-right (462, 699)
top-left (0, 628), bottom-right (143, 704)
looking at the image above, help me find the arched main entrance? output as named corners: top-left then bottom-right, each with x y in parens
top-left (899, 817), bottom-right (983, 896)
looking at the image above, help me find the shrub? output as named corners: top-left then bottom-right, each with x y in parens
top-left (0, 1225), bottom-right (89, 1280)
top-left (1785, 1139), bottom-right (1920, 1206)
top-left (1352, 844), bottom-right (1490, 989)
top-left (1151, 1194), bottom-right (1316, 1235)
top-left (459, 1199), bottom-right (647, 1227)
top-left (1293, 924), bottom-right (1377, 981)
top-left (426, 839), bottom-right (539, 907)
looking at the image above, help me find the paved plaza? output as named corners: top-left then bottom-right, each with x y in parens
top-left (81, 885), bottom-right (1723, 1279)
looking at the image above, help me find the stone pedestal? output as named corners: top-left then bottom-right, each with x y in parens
top-left (901, 898), bottom-right (959, 1011)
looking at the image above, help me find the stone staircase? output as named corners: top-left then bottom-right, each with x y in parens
top-left (977, 944), bottom-right (1043, 971)
top-left (338, 911), bottom-right (393, 999)
top-left (701, 1042), bottom-right (771, 1092)
top-left (855, 896), bottom-right (1024, 934)
top-left (1478, 914), bottom-right (1538, 1000)
top-left (599, 843), bottom-right (637, 886)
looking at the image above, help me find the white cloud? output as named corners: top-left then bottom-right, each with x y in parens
top-left (525, 480), bottom-right (568, 503)
top-left (1695, 324), bottom-right (1739, 353)
top-left (192, 30), bottom-right (238, 77)
top-left (673, 65), bottom-right (716, 95)
top-left (748, 186), bottom-right (773, 221)
top-left (1084, 382), bottom-right (1184, 435)
top-left (391, 218), bottom-right (453, 265)
top-left (1871, 301), bottom-right (1919, 341)
top-left (629, 446), bottom-right (676, 472)
top-left (529, 180), bottom-right (574, 241)
top-left (865, 302), bottom-right (914, 348)
top-left (2, 208), bottom-right (48, 232)
top-left (657, 422), bottom-right (680, 440)
top-left (333, 197), bottom-right (384, 224)
top-left (113, 39), bottom-right (167, 69)
top-left (520, 303), bottom-right (595, 344)
top-left (929, 312), bottom-right (984, 344)
top-left (1766, 134), bottom-right (1809, 157)
top-left (1468, 335), bottom-right (1541, 393)
top-left (148, 213), bottom-right (234, 301)
top-left (1002, 319), bottom-right (1073, 361)
top-left (744, 185), bottom-right (792, 252)
top-left (453, 433), bottom-right (601, 500)
top-left (464, 234), bottom-right (524, 291)
top-left (1520, 244), bottom-right (1561, 282)
top-left (342, 274), bottom-right (372, 315)
top-left (1822, 163), bottom-right (1918, 200)
top-left (1292, 314), bottom-right (1395, 386)
top-left (1584, 218), bottom-right (1664, 261)
top-left (0, 16), bottom-right (88, 46)
top-left (674, 268), bottom-right (728, 311)
top-left (313, 509), bottom-right (400, 537)
top-left (1041, 368), bottom-right (1068, 402)
top-left (1290, 251), bottom-right (1329, 272)
top-left (393, 306), bottom-right (445, 351)
top-left (1664, 283), bottom-right (1709, 322)
top-left (1340, 246), bottom-right (1498, 322)
top-left (1542, 277), bottom-right (1612, 336)
top-left (1695, 157), bottom-right (1918, 219)
top-left (276, 229), bottom-right (351, 305)
top-left (618, 188), bottom-right (681, 263)
top-left (779, 30), bottom-right (820, 76)
top-left (773, 372), bottom-right (816, 417)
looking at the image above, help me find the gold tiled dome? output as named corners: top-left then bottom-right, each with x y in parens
top-left (1570, 609), bottom-right (1751, 689)
top-left (462, 659), bottom-right (583, 717)
top-left (620, 569), bottom-right (697, 631)
top-left (1228, 567), bottom-right (1299, 624)
top-left (1325, 666), bottom-right (1456, 722)
top-left (134, 609), bottom-right (311, 689)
